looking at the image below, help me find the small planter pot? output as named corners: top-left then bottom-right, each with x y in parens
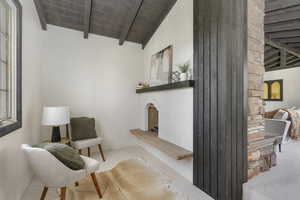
top-left (180, 73), bottom-right (188, 81)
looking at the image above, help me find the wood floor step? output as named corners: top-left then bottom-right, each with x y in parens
top-left (130, 129), bottom-right (193, 160)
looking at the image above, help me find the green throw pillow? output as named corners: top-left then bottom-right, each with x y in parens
top-left (34, 143), bottom-right (85, 170)
top-left (70, 117), bottom-right (97, 141)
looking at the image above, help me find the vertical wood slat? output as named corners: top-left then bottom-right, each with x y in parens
top-left (83, 0), bottom-right (92, 39)
top-left (193, 0), bottom-right (204, 188)
top-left (193, 0), bottom-right (248, 199)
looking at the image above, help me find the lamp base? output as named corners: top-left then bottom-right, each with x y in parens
top-left (51, 126), bottom-right (61, 142)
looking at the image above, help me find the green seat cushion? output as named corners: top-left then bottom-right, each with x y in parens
top-left (34, 143), bottom-right (85, 170)
top-left (70, 117), bottom-right (97, 141)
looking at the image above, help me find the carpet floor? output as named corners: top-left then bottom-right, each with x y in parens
top-left (66, 159), bottom-right (180, 200)
top-left (244, 140), bottom-right (300, 200)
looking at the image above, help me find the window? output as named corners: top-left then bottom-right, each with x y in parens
top-left (263, 79), bottom-right (283, 101)
top-left (0, 0), bottom-right (21, 137)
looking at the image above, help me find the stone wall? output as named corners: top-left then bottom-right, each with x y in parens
top-left (247, 0), bottom-right (277, 179)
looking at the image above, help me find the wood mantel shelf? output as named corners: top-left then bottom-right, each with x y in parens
top-left (130, 129), bottom-right (193, 160)
top-left (136, 80), bottom-right (194, 94)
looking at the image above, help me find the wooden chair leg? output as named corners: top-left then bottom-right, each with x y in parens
top-left (91, 173), bottom-right (102, 198)
top-left (40, 187), bottom-right (48, 200)
top-left (279, 143), bottom-right (282, 153)
top-left (98, 144), bottom-right (106, 162)
top-left (88, 147), bottom-right (91, 157)
top-left (79, 149), bottom-right (82, 155)
top-left (60, 187), bottom-right (67, 200)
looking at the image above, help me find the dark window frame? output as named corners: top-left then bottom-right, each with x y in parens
top-left (264, 79), bottom-right (283, 102)
top-left (0, 0), bottom-right (22, 137)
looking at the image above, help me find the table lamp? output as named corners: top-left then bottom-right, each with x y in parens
top-left (42, 106), bottom-right (70, 142)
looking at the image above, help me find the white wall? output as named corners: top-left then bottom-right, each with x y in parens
top-left (143, 0), bottom-right (193, 78)
top-left (141, 0), bottom-right (193, 151)
top-left (138, 0), bottom-right (193, 181)
top-left (41, 26), bottom-right (144, 150)
top-left (264, 67), bottom-right (300, 111)
top-left (0, 0), bottom-right (44, 199)
top-left (139, 89), bottom-right (193, 151)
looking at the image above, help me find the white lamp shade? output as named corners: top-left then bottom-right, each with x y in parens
top-left (42, 107), bottom-right (70, 126)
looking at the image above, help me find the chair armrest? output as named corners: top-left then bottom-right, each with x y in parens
top-left (264, 118), bottom-right (291, 143)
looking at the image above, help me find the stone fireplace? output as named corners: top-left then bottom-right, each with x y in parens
top-left (247, 0), bottom-right (278, 179)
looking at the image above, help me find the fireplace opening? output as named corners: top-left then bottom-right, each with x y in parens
top-left (148, 104), bottom-right (159, 136)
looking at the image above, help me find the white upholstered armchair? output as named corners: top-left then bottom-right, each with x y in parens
top-left (21, 144), bottom-right (102, 200)
top-left (265, 118), bottom-right (291, 152)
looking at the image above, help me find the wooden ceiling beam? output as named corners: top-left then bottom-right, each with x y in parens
top-left (264, 48), bottom-right (280, 59)
top-left (266, 64), bottom-right (300, 72)
top-left (265, 45), bottom-right (273, 52)
top-left (288, 42), bottom-right (300, 48)
top-left (265, 9), bottom-right (300, 25)
top-left (119, 0), bottom-right (144, 46)
top-left (287, 57), bottom-right (300, 65)
top-left (265, 61), bottom-right (280, 70)
top-left (275, 37), bottom-right (300, 43)
top-left (266, 38), bottom-right (300, 58)
top-left (265, 56), bottom-right (280, 66)
top-left (280, 49), bottom-right (287, 66)
top-left (83, 0), bottom-right (92, 39)
top-left (265, 20), bottom-right (300, 33)
top-left (33, 0), bottom-right (47, 30)
top-left (142, 0), bottom-right (177, 49)
top-left (267, 29), bottom-right (300, 40)
top-left (266, 0), bottom-right (300, 13)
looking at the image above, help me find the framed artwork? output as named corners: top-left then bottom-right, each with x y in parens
top-left (263, 79), bottom-right (283, 101)
top-left (149, 46), bottom-right (173, 85)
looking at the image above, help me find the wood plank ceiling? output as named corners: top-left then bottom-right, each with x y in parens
top-left (33, 0), bottom-right (177, 48)
top-left (265, 0), bottom-right (300, 71)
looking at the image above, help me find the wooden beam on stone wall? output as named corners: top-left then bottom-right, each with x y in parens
top-left (33, 0), bottom-right (47, 30)
top-left (84, 0), bottom-right (92, 39)
top-left (119, 0), bottom-right (144, 45)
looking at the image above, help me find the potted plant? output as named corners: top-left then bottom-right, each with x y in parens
top-left (178, 62), bottom-right (190, 81)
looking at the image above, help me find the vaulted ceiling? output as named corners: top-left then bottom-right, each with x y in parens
top-left (33, 0), bottom-right (177, 48)
top-left (265, 0), bottom-right (300, 71)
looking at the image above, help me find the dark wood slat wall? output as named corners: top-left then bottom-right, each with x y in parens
top-left (193, 0), bottom-right (247, 199)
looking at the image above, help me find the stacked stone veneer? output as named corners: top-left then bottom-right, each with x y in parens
top-left (247, 0), bottom-right (277, 179)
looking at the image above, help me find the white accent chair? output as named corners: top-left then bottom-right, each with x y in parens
top-left (21, 144), bottom-right (102, 200)
top-left (70, 138), bottom-right (105, 162)
top-left (265, 118), bottom-right (291, 152)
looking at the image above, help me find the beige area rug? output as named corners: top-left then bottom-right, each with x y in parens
top-left (65, 159), bottom-right (183, 200)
